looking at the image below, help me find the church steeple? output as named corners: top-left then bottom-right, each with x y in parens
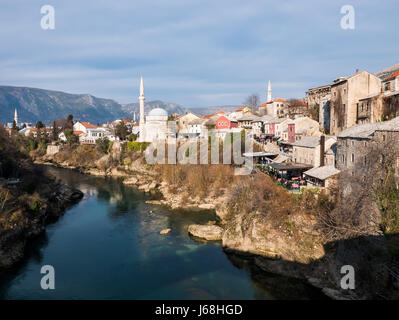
top-left (267, 80), bottom-right (272, 102)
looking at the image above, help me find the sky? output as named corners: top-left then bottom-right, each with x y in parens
top-left (0, 0), bottom-right (398, 108)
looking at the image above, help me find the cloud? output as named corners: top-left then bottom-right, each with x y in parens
top-left (0, 0), bottom-right (398, 108)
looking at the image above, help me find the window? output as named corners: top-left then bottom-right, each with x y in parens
top-left (351, 153), bottom-right (355, 162)
top-left (383, 135), bottom-right (386, 141)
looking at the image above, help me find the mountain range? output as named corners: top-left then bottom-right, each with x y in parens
top-left (188, 105), bottom-right (240, 115)
top-left (0, 86), bottom-right (190, 125)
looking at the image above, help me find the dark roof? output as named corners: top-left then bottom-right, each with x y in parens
top-left (291, 136), bottom-right (320, 148)
top-left (269, 163), bottom-right (313, 171)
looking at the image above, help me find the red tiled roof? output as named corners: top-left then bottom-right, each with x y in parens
top-left (80, 121), bottom-right (97, 128)
top-left (385, 70), bottom-right (399, 81)
top-left (217, 110), bottom-right (225, 113)
top-left (236, 107), bottom-right (248, 111)
top-left (73, 131), bottom-right (84, 135)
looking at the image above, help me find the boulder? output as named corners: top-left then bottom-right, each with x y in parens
top-left (188, 224), bottom-right (223, 241)
top-left (160, 228), bottom-right (171, 235)
top-left (124, 177), bottom-right (138, 185)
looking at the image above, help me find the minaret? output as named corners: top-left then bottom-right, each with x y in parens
top-left (14, 107), bottom-right (18, 125)
top-left (139, 76), bottom-right (146, 141)
top-left (267, 80), bottom-right (272, 102)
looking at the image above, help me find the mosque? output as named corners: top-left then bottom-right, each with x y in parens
top-left (138, 76), bottom-right (171, 142)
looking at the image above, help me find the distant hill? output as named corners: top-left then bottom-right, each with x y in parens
top-left (122, 100), bottom-right (189, 118)
top-left (189, 105), bottom-right (241, 116)
top-left (0, 86), bottom-right (189, 125)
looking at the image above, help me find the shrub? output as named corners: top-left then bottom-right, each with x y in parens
top-left (126, 141), bottom-right (150, 153)
top-left (96, 137), bottom-right (111, 154)
top-left (30, 198), bottom-right (42, 212)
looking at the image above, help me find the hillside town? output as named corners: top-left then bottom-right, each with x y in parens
top-left (3, 64), bottom-right (399, 193)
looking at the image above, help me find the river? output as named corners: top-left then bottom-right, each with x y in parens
top-left (0, 166), bottom-right (325, 299)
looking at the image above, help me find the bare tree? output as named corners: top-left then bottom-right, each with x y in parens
top-left (287, 98), bottom-right (308, 118)
top-left (243, 94), bottom-right (260, 113)
top-left (315, 134), bottom-right (399, 242)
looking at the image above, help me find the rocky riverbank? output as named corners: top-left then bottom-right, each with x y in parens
top-left (34, 152), bottom-right (395, 299)
top-left (0, 175), bottom-right (83, 270)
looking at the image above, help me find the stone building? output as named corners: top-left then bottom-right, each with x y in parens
top-left (176, 112), bottom-right (199, 134)
top-left (292, 135), bottom-right (337, 168)
top-left (336, 117), bottom-right (399, 174)
top-left (303, 165), bottom-right (340, 188)
top-left (251, 115), bottom-right (275, 136)
top-left (268, 117), bottom-right (291, 139)
top-left (355, 70), bottom-right (399, 125)
top-left (305, 84), bottom-right (331, 132)
top-left (187, 118), bottom-right (206, 137)
top-left (329, 70), bottom-right (381, 135)
top-left (237, 114), bottom-right (259, 130)
top-left (287, 116), bottom-right (320, 143)
top-left (382, 70), bottom-right (399, 92)
top-left (263, 99), bottom-right (289, 118)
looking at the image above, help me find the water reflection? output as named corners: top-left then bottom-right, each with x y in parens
top-left (0, 166), bottom-right (325, 300)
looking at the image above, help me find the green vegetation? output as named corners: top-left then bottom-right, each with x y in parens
top-left (376, 169), bottom-right (399, 234)
top-left (64, 129), bottom-right (78, 145)
top-left (96, 137), bottom-right (111, 154)
top-left (115, 121), bottom-right (128, 140)
top-left (126, 141), bottom-right (149, 153)
top-left (30, 198), bottom-right (42, 212)
top-left (128, 133), bottom-right (137, 141)
top-left (35, 121), bottom-right (44, 129)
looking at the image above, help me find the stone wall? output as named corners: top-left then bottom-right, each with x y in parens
top-left (46, 145), bottom-right (60, 155)
top-left (336, 131), bottom-right (399, 174)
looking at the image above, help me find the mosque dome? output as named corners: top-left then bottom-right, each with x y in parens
top-left (148, 108), bottom-right (168, 117)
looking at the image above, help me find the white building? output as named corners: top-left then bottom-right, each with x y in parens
top-left (137, 76), bottom-right (170, 142)
top-left (73, 121), bottom-right (111, 144)
top-left (145, 108), bottom-right (169, 141)
top-left (265, 99), bottom-right (289, 118)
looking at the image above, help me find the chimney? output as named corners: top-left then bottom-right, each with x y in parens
top-left (320, 135), bottom-right (325, 167)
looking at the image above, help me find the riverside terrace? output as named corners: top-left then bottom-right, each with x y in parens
top-left (265, 163), bottom-right (312, 190)
top-left (243, 152), bottom-right (312, 191)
